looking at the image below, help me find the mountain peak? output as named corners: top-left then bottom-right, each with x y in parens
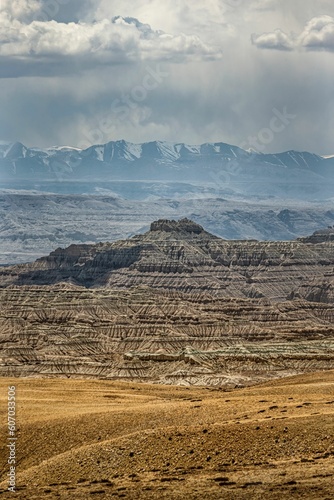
top-left (4, 141), bottom-right (27, 159)
top-left (150, 218), bottom-right (205, 234)
top-left (0, 139), bottom-right (332, 201)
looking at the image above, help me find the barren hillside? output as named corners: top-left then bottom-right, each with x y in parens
top-left (0, 372), bottom-right (333, 499)
top-left (0, 219), bottom-right (333, 384)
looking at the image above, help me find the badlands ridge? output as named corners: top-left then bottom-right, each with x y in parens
top-left (0, 218), bottom-right (333, 386)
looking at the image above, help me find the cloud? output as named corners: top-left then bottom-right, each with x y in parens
top-left (91, 0), bottom-right (228, 34)
top-left (1, 1), bottom-right (334, 156)
top-left (251, 29), bottom-right (294, 51)
top-left (252, 15), bottom-right (334, 52)
top-left (250, 0), bottom-right (277, 11)
top-left (0, 14), bottom-right (222, 77)
top-left (0, 0), bottom-right (42, 21)
top-left (299, 15), bottom-right (334, 51)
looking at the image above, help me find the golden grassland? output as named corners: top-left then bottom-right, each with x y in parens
top-left (0, 372), bottom-right (333, 499)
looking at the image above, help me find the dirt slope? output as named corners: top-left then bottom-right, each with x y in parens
top-left (0, 372), bottom-right (333, 499)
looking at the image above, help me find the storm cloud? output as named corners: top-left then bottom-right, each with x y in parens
top-left (1, 0), bottom-right (334, 156)
top-left (0, 12), bottom-right (222, 76)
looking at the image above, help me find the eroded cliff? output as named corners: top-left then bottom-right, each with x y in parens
top-left (0, 220), bottom-right (333, 385)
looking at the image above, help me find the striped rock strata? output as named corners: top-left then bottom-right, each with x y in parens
top-left (0, 219), bottom-right (333, 385)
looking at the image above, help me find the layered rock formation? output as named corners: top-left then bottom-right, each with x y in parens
top-left (298, 227), bottom-right (334, 243)
top-left (1, 192), bottom-right (333, 266)
top-left (1, 218), bottom-right (333, 303)
top-left (0, 284), bottom-right (333, 385)
top-left (0, 219), bottom-right (333, 385)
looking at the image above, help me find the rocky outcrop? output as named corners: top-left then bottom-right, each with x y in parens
top-left (150, 218), bottom-right (209, 235)
top-left (0, 220), bottom-right (333, 385)
top-left (1, 193), bottom-right (334, 266)
top-left (298, 227), bottom-right (334, 243)
top-left (0, 220), bottom-right (333, 304)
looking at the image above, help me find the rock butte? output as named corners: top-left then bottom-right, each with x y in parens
top-left (0, 219), bottom-right (333, 386)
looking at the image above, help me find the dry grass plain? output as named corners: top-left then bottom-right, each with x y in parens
top-left (0, 372), bottom-right (333, 499)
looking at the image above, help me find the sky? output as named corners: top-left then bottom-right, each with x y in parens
top-left (1, 0), bottom-right (334, 154)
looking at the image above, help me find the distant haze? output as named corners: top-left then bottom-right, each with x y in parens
top-left (1, 1), bottom-right (334, 155)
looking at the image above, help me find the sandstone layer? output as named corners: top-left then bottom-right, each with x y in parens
top-left (0, 219), bottom-right (333, 385)
top-left (1, 218), bottom-right (333, 303)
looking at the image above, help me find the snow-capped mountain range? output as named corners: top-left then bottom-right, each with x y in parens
top-left (0, 139), bottom-right (333, 199)
top-left (0, 139), bottom-right (333, 264)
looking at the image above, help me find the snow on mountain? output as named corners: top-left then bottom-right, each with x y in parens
top-left (3, 142), bottom-right (28, 159)
top-left (182, 144), bottom-right (201, 155)
top-left (0, 139), bottom-right (333, 201)
top-left (94, 146), bottom-right (104, 162)
top-left (0, 144), bottom-right (10, 158)
top-left (0, 139), bottom-right (332, 265)
top-left (156, 141), bottom-right (180, 161)
top-left (45, 146), bottom-right (83, 154)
